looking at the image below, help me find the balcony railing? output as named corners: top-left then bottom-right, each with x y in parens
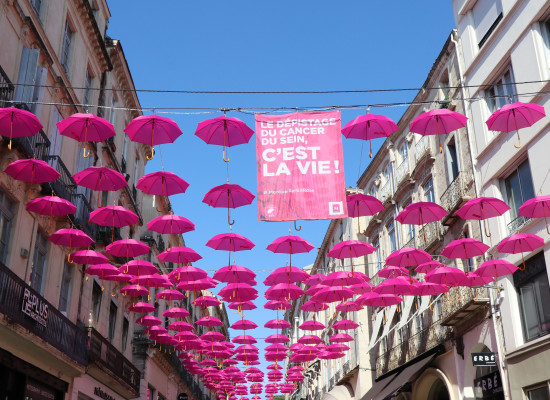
top-left (89, 327), bottom-right (140, 395)
top-left (440, 172), bottom-right (472, 214)
top-left (395, 159), bottom-right (411, 186)
top-left (0, 261), bottom-right (88, 365)
top-left (12, 129), bottom-right (51, 161)
top-left (440, 286), bottom-right (490, 324)
top-left (0, 65), bottom-right (14, 108)
top-left (403, 234), bottom-right (416, 249)
top-left (71, 193), bottom-right (95, 239)
top-left (379, 180), bottom-right (393, 203)
top-left (507, 215), bottom-right (529, 235)
top-left (416, 221), bottom-right (441, 250)
top-left (415, 136), bottom-right (432, 162)
top-left (44, 155), bottom-right (77, 202)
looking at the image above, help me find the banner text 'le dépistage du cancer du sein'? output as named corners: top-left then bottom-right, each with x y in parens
top-left (255, 111), bottom-right (348, 221)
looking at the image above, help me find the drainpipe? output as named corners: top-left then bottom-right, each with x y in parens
top-left (451, 30), bottom-right (510, 400)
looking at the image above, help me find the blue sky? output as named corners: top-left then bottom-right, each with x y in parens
top-left (107, 0), bottom-right (455, 394)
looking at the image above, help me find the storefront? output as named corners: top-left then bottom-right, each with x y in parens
top-left (72, 374), bottom-right (129, 400)
top-left (0, 347), bottom-right (68, 400)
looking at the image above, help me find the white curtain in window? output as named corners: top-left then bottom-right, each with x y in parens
top-left (473, 0), bottom-right (502, 43)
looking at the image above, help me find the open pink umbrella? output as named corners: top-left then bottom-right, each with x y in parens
top-left (441, 238), bottom-right (489, 269)
top-left (264, 266), bottom-right (309, 285)
top-left (49, 228), bottom-right (93, 261)
top-left (396, 201), bottom-right (447, 241)
top-left (158, 246), bottom-right (202, 264)
top-left (332, 320), bottom-right (359, 330)
top-left (137, 171), bottom-right (189, 208)
top-left (476, 259), bottom-right (519, 280)
top-left (264, 319), bottom-right (291, 330)
top-left (125, 114), bottom-right (183, 160)
top-left (416, 260), bottom-right (445, 274)
top-left (194, 295), bottom-right (222, 307)
top-left (349, 281), bottom-right (375, 295)
top-left (57, 113), bottom-right (115, 158)
top-left (300, 300), bottom-right (329, 312)
top-left (177, 278), bottom-right (217, 291)
top-left (497, 233), bottom-right (544, 270)
top-left (107, 239), bottom-right (149, 259)
top-left (196, 316), bottom-right (223, 327)
top-left (342, 113), bottom-right (399, 158)
top-left (73, 166), bottom-right (127, 207)
top-left (90, 206), bottom-right (138, 240)
top-left (214, 265), bottom-right (256, 283)
top-left (120, 284), bottom-right (149, 297)
top-left (231, 320), bottom-right (258, 330)
top-left (157, 289), bottom-right (185, 302)
top-left (195, 115), bottom-right (254, 162)
top-left (132, 274), bottom-right (171, 287)
top-left (70, 249), bottom-right (108, 265)
top-left (136, 315), bottom-right (162, 327)
top-left (322, 271), bottom-right (363, 286)
top-left (486, 101), bottom-right (545, 149)
top-left (128, 302), bottom-right (156, 313)
top-left (425, 267), bottom-right (467, 287)
top-left (311, 286), bottom-right (354, 304)
top-left (386, 248), bottom-right (432, 269)
top-left (375, 277), bottom-right (418, 296)
top-left (362, 293), bottom-right (403, 308)
top-left (267, 235), bottom-right (314, 266)
top-left (0, 107), bottom-right (43, 150)
top-left (5, 159), bottom-right (60, 199)
top-left (457, 197), bottom-right (510, 237)
top-left (147, 214), bottom-right (195, 248)
top-left (233, 334), bottom-right (257, 344)
top-left (219, 283), bottom-right (258, 302)
top-left (265, 334), bottom-right (290, 344)
top-left (26, 195), bottom-right (76, 233)
top-left (378, 265), bottom-right (409, 279)
top-left (120, 260), bottom-right (158, 276)
top-left (519, 195), bottom-right (550, 234)
top-left (336, 300), bottom-right (363, 312)
top-left (328, 240), bottom-right (375, 276)
top-left (303, 274), bottom-right (326, 286)
top-left (265, 283), bottom-right (304, 301)
top-left (85, 263), bottom-right (119, 289)
top-left (229, 301), bottom-right (257, 314)
top-left (410, 108), bottom-right (468, 153)
top-left (207, 232), bottom-right (255, 252)
top-left (203, 183), bottom-right (255, 225)
top-left (163, 307), bottom-right (190, 318)
top-left (414, 281), bottom-right (449, 296)
top-left (263, 300), bottom-right (291, 311)
top-left (297, 335), bottom-right (322, 345)
top-left (329, 333), bottom-right (354, 343)
top-left (168, 265), bottom-right (208, 282)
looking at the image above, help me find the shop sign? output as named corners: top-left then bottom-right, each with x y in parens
top-left (21, 288), bottom-right (48, 327)
top-left (177, 394), bottom-right (188, 400)
top-left (474, 370), bottom-right (503, 399)
top-left (25, 380), bottom-right (56, 400)
top-left (94, 387), bottom-right (116, 400)
top-left (472, 352), bottom-right (496, 367)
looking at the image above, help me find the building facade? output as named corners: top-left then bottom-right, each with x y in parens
top-left (453, 0), bottom-right (550, 398)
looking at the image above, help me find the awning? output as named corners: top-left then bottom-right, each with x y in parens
top-left (360, 354), bottom-right (437, 400)
top-left (321, 383), bottom-right (354, 400)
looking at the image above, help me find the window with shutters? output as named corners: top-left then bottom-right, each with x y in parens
top-left (423, 177), bottom-right (435, 203)
top-left (30, 231), bottom-right (48, 295)
top-left (485, 68), bottom-right (517, 115)
top-left (446, 137), bottom-right (459, 184)
top-left (91, 281), bottom-right (102, 323)
top-left (387, 220), bottom-right (397, 253)
top-left (503, 159), bottom-right (535, 232)
top-left (61, 20), bottom-right (73, 73)
top-left (373, 237), bottom-right (382, 272)
top-left (472, 0), bottom-right (503, 48)
top-left (15, 48), bottom-right (39, 104)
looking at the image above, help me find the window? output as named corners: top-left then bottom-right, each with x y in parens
top-left (61, 20), bottom-right (73, 73)
top-left (526, 386), bottom-right (550, 400)
top-left (122, 317), bottom-right (129, 352)
top-left (30, 231), bottom-right (48, 294)
top-left (384, 164), bottom-right (392, 185)
top-left (446, 139), bottom-right (459, 183)
top-left (109, 93), bottom-right (116, 124)
top-left (463, 229), bottom-right (475, 273)
top-left (31, 0), bottom-right (43, 16)
top-left (402, 200), bottom-right (415, 244)
top-left (58, 262), bottom-right (72, 313)
top-left (133, 157), bottom-right (139, 188)
top-left (387, 220), bottom-right (397, 253)
top-left (157, 393), bottom-right (166, 400)
top-left (423, 177), bottom-right (435, 203)
top-left (514, 252), bottom-right (550, 342)
top-left (91, 281), bottom-right (102, 323)
top-left (83, 68), bottom-right (92, 106)
top-left (472, 0), bottom-right (503, 48)
top-left (0, 191), bottom-right (14, 263)
top-left (108, 301), bottom-right (117, 341)
top-left (399, 142), bottom-right (408, 163)
top-left (147, 386), bottom-right (155, 400)
top-left (373, 237), bottom-right (382, 272)
top-left (485, 68), bottom-right (517, 115)
top-left (504, 159), bottom-right (535, 221)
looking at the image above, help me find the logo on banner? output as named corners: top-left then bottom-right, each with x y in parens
top-left (255, 111), bottom-right (347, 221)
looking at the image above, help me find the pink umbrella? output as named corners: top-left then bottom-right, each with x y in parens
top-left (336, 300), bottom-right (363, 312)
top-left (476, 259), bottom-right (519, 280)
top-left (519, 195), bottom-right (550, 234)
top-left (70, 250), bottom-right (108, 265)
top-left (203, 183), bottom-right (255, 225)
top-left (464, 273), bottom-right (494, 288)
top-left (456, 197), bottom-right (510, 237)
top-left (195, 115), bottom-right (255, 162)
top-left (125, 114), bottom-right (183, 160)
top-left (172, 325), bottom-right (196, 335)
top-left (163, 307), bottom-right (190, 318)
top-left (497, 233), bottom-right (544, 270)
top-left (306, 283), bottom-right (327, 296)
top-left (349, 281), bottom-right (375, 295)
top-left (441, 238), bottom-right (489, 263)
top-left (137, 171), bottom-right (189, 206)
top-left (196, 316), bottom-right (223, 327)
top-left (303, 274), bottom-right (326, 286)
top-left (0, 107), bottom-right (42, 149)
top-left (300, 300), bottom-right (328, 312)
top-left (49, 228), bottom-right (94, 261)
top-left (26, 195), bottom-right (76, 232)
top-left (386, 248), bottom-right (432, 269)
top-left (486, 101), bottom-right (545, 148)
top-left (136, 315), bottom-right (162, 327)
top-left (169, 266), bottom-right (208, 282)
top-left (233, 334), bottom-right (257, 344)
top-left (132, 274), bottom-right (171, 288)
top-left (231, 320), bottom-right (258, 330)
top-left (264, 266), bottom-right (309, 285)
top-left (203, 331), bottom-right (227, 342)
top-left (378, 265), bottom-right (409, 279)
top-left (263, 300), bottom-right (291, 311)
top-left (267, 235), bottom-right (315, 266)
top-left (229, 301), bottom-right (258, 313)
top-left (328, 240), bottom-right (375, 276)
top-left (396, 201), bottom-right (447, 241)
top-left (414, 281), bottom-right (448, 296)
top-left (213, 265), bottom-right (256, 283)
top-left (362, 293), bottom-right (403, 308)
top-left (416, 260), bottom-right (445, 274)
top-left (332, 320), bottom-right (359, 330)
top-left (89, 206), bottom-right (138, 240)
top-left (264, 319), bottom-right (291, 330)
top-left (322, 271), bottom-right (363, 286)
top-left (329, 333), bottom-right (354, 343)
top-left (298, 335), bottom-right (323, 345)
top-left (342, 113), bottom-right (399, 158)
top-left (84, 263), bottom-right (119, 289)
top-left (264, 283), bottom-right (304, 301)
top-left (177, 278), bottom-right (217, 291)
top-left (120, 284), bottom-right (149, 297)
top-left (410, 108), bottom-right (468, 153)
top-left (157, 289), bottom-right (185, 301)
top-left (120, 260), bottom-right (158, 276)
top-left (73, 166), bottom-right (127, 207)
top-left (57, 113), bottom-right (115, 157)
top-left (147, 214), bottom-right (195, 245)
top-left (5, 159), bottom-right (60, 199)
top-left (219, 283), bottom-right (258, 302)
top-left (374, 277), bottom-right (418, 296)
top-left (194, 296), bottom-right (222, 307)
top-left (311, 286), bottom-right (354, 304)
top-left (207, 232), bottom-right (255, 252)
top-left (425, 267), bottom-right (467, 287)
top-left (107, 239), bottom-right (149, 260)
top-left (265, 334), bottom-right (290, 344)
top-left (128, 302), bottom-right (155, 313)
top-left (158, 247), bottom-right (202, 264)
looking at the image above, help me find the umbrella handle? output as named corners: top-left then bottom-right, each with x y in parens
top-left (483, 218), bottom-right (492, 238)
top-left (223, 147), bottom-right (230, 163)
top-left (294, 220), bottom-right (301, 231)
top-left (514, 133), bottom-right (522, 149)
top-left (83, 146), bottom-right (91, 158)
top-left (147, 147), bottom-right (155, 160)
top-left (228, 208), bottom-right (235, 226)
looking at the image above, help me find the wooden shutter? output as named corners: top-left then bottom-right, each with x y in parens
top-left (14, 48), bottom-right (39, 103)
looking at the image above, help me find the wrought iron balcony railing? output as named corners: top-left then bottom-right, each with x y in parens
top-left (395, 158), bottom-right (411, 186)
top-left (379, 180), bottom-right (393, 204)
top-left (0, 261), bottom-right (88, 365)
top-left (71, 193), bottom-right (95, 239)
top-left (440, 172), bottom-right (472, 214)
top-left (416, 221), bottom-right (442, 250)
top-left (507, 215), bottom-right (529, 235)
top-left (415, 135), bottom-right (432, 162)
top-left (0, 65), bottom-right (14, 108)
top-left (43, 155), bottom-right (77, 202)
top-left (89, 327), bottom-right (140, 395)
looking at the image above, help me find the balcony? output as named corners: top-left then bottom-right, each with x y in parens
top-left (43, 155), bottom-right (77, 202)
top-left (12, 129), bottom-right (51, 161)
top-left (416, 221), bottom-right (441, 250)
top-left (379, 180), bottom-right (393, 204)
top-left (440, 286), bottom-right (490, 328)
top-left (0, 261), bottom-right (88, 365)
top-left (88, 327), bottom-right (140, 397)
top-left (414, 136), bottom-right (432, 162)
top-left (507, 215), bottom-right (530, 235)
top-left (395, 159), bottom-right (411, 187)
top-left (0, 65), bottom-right (14, 108)
top-left (71, 193), bottom-right (95, 239)
top-left (440, 172), bottom-right (473, 225)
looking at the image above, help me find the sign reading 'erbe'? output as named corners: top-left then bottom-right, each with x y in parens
top-left (21, 288), bottom-right (48, 327)
top-left (474, 370), bottom-right (503, 399)
top-left (472, 352), bottom-right (496, 367)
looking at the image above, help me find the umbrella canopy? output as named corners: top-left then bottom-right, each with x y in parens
top-left (410, 108), bottom-right (468, 152)
top-left (349, 281), bottom-right (375, 295)
top-left (219, 283), bottom-right (258, 302)
top-left (70, 250), bottom-right (108, 265)
top-left (322, 271), bottom-right (363, 286)
top-left (0, 107), bottom-right (42, 149)
top-left (89, 205), bottom-right (138, 227)
top-left (378, 265), bottom-right (409, 279)
top-left (456, 197), bottom-right (510, 237)
top-left (476, 259), bottom-right (519, 278)
top-left (196, 316), bottom-right (223, 327)
top-left (229, 301), bottom-right (258, 312)
top-left (497, 233), bottom-right (544, 270)
top-left (107, 239), bottom-right (149, 258)
top-left (194, 295), bottom-right (222, 307)
top-left (300, 300), bottom-right (328, 312)
top-left (5, 159), bottom-right (60, 184)
top-left (264, 266), bottom-right (309, 285)
top-left (120, 260), bottom-right (158, 276)
top-left (414, 282), bottom-right (449, 296)
top-left (26, 196), bottom-right (76, 217)
top-left (125, 114), bottom-right (183, 159)
top-left (137, 171), bottom-right (189, 198)
top-left (231, 320), bottom-right (258, 331)
top-left (49, 228), bottom-right (93, 249)
top-left (425, 267), bottom-right (467, 287)
top-left (329, 333), bottom-right (354, 343)
top-left (214, 265), bottom-right (256, 283)
top-left (84, 263), bottom-right (119, 277)
top-left (486, 101), bottom-right (545, 148)
top-left (57, 113), bottom-right (114, 157)
top-left (328, 240), bottom-right (375, 259)
top-left (163, 307), bottom-right (190, 318)
top-left (207, 232), bottom-right (255, 252)
top-left (158, 246), bottom-right (202, 264)
top-left (169, 266), bottom-right (208, 282)
top-left (311, 286), bottom-right (354, 304)
top-left (416, 260), bottom-right (445, 274)
top-left (120, 284), bottom-right (149, 297)
top-left (386, 248), bottom-right (432, 268)
top-left (519, 195), bottom-right (550, 233)
top-left (264, 319), bottom-right (291, 330)
top-left (342, 113), bottom-right (399, 157)
top-left (156, 289), bottom-right (185, 301)
top-left (346, 193), bottom-right (385, 234)
top-left (203, 183), bottom-right (255, 225)
top-left (233, 334), bottom-right (257, 344)
top-left (147, 214), bottom-right (195, 235)
top-left (264, 283), bottom-right (304, 301)
top-left (264, 334), bottom-right (290, 344)
top-left (332, 320), bottom-right (359, 330)
top-left (336, 300), bottom-right (363, 312)
top-left (441, 238), bottom-right (490, 259)
top-left (303, 274), bottom-right (326, 286)
top-left (267, 235), bottom-right (314, 254)
top-left (195, 115), bottom-right (255, 162)
top-left (72, 166), bottom-right (127, 192)
top-left (136, 315), bottom-right (162, 326)
top-left (396, 201), bottom-right (448, 227)
top-left (362, 293), bottom-right (403, 307)
top-left (128, 302), bottom-right (155, 313)
top-left (374, 277), bottom-right (418, 296)
top-left (263, 300), bottom-right (291, 311)
top-left (297, 335), bottom-right (323, 345)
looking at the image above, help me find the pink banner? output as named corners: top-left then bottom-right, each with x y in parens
top-left (255, 111), bottom-right (347, 221)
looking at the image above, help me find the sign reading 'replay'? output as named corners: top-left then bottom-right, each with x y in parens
top-left (255, 111), bottom-right (347, 221)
